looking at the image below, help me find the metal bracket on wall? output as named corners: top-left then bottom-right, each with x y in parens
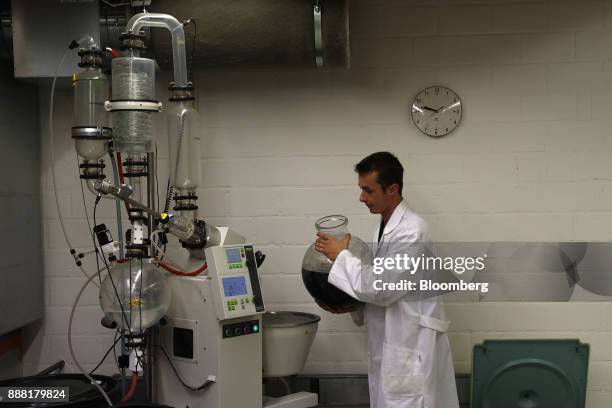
top-left (314, 0), bottom-right (324, 67)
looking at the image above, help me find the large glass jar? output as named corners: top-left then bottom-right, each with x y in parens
top-left (301, 215), bottom-right (373, 311)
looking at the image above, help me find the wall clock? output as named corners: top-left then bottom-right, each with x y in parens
top-left (411, 86), bottom-right (462, 137)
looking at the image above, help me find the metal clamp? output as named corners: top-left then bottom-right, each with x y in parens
top-left (117, 184), bottom-right (134, 200)
top-left (71, 126), bottom-right (113, 139)
top-left (104, 100), bottom-right (163, 112)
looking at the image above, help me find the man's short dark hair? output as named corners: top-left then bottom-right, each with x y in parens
top-left (354, 151), bottom-right (403, 195)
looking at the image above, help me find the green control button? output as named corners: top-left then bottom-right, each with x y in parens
top-left (252, 324), bottom-right (259, 333)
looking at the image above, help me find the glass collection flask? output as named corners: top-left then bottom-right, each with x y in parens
top-left (72, 50), bottom-right (111, 161)
top-left (301, 215), bottom-right (373, 311)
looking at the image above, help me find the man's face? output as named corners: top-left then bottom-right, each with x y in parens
top-left (358, 171), bottom-right (391, 214)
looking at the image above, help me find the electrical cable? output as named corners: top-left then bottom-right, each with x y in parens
top-left (113, 331), bottom-right (121, 372)
top-left (89, 330), bottom-right (121, 375)
top-left (77, 156), bottom-right (102, 288)
top-left (68, 267), bottom-right (114, 408)
top-left (161, 242), bottom-right (167, 262)
top-left (94, 198), bottom-right (132, 332)
top-left (159, 344), bottom-right (215, 391)
top-left (150, 229), bottom-right (167, 260)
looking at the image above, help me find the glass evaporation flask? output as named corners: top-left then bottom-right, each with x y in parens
top-left (99, 260), bottom-right (171, 334)
top-left (301, 215), bottom-right (373, 311)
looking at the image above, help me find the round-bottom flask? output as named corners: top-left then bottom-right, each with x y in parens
top-left (99, 260), bottom-right (171, 334)
top-left (302, 215), bottom-right (372, 311)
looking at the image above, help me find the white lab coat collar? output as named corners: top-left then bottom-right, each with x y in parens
top-left (380, 198), bottom-right (410, 237)
top-left (372, 199), bottom-right (409, 256)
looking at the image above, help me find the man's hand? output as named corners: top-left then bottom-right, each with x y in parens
top-left (314, 232), bottom-right (351, 261)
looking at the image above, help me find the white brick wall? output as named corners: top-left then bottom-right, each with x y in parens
top-left (26, 0), bottom-right (612, 405)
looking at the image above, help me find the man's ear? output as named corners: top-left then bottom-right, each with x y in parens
top-left (388, 183), bottom-right (400, 196)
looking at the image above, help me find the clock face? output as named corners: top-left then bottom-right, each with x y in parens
top-left (411, 86), bottom-right (462, 137)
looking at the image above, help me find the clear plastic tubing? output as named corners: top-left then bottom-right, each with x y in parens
top-left (126, 13), bottom-right (189, 87)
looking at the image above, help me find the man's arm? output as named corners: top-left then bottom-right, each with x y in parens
top-left (325, 231), bottom-right (429, 308)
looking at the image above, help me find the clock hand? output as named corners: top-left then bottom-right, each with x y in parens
top-left (438, 101), bottom-right (461, 114)
top-left (422, 106), bottom-right (438, 113)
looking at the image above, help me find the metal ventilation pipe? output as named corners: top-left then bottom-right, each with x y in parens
top-left (149, 0), bottom-right (350, 68)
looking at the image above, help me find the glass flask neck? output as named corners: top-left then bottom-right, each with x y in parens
top-left (315, 215), bottom-right (348, 237)
top-left (176, 99), bottom-right (194, 108)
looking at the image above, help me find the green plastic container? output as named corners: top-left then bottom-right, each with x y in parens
top-left (472, 339), bottom-right (589, 408)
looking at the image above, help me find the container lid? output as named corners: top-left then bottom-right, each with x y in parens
top-left (263, 311), bottom-right (321, 328)
top-left (472, 340), bottom-right (589, 408)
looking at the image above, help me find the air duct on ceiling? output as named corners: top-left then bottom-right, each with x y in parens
top-left (7, 0), bottom-right (350, 78)
top-left (147, 0), bottom-right (350, 68)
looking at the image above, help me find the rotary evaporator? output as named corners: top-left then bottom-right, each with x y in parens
top-left (52, 11), bottom-right (319, 408)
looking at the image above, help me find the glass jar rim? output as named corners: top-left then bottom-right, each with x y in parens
top-left (315, 215), bottom-right (348, 230)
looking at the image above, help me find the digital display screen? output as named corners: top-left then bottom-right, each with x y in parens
top-left (222, 276), bottom-right (247, 297)
top-left (226, 248), bottom-right (242, 264)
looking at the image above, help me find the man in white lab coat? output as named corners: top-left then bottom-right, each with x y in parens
top-left (315, 152), bottom-right (459, 408)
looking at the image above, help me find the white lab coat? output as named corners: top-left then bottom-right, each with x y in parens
top-left (328, 200), bottom-right (459, 408)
